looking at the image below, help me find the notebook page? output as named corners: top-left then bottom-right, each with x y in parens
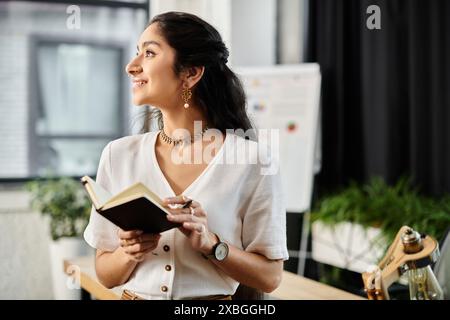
top-left (82, 176), bottom-right (112, 208)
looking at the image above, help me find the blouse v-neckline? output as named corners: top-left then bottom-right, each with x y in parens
top-left (148, 131), bottom-right (228, 197)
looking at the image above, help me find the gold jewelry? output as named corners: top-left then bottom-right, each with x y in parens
top-left (160, 126), bottom-right (209, 146)
top-left (182, 86), bottom-right (192, 109)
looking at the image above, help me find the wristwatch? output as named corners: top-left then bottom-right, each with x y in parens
top-left (202, 233), bottom-right (229, 261)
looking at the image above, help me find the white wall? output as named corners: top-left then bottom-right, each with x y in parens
top-left (231, 0), bottom-right (276, 66)
top-left (0, 190), bottom-right (53, 299)
top-left (278, 0), bottom-right (307, 64)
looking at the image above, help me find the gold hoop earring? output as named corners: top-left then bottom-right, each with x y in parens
top-left (182, 86), bottom-right (192, 109)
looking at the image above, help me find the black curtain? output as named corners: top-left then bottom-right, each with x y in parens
top-left (306, 0), bottom-right (450, 196)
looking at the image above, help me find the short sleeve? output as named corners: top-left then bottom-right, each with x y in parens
top-left (241, 169), bottom-right (289, 261)
top-left (83, 141), bottom-right (120, 252)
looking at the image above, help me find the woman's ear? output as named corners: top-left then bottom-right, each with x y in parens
top-left (181, 66), bottom-right (205, 88)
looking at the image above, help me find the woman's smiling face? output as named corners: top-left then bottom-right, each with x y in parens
top-left (126, 23), bottom-right (182, 108)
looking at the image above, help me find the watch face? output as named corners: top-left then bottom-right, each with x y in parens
top-left (215, 243), bottom-right (229, 261)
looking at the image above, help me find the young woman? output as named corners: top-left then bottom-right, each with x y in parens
top-left (83, 11), bottom-right (288, 300)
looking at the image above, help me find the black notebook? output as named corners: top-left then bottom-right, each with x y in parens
top-left (81, 176), bottom-right (181, 234)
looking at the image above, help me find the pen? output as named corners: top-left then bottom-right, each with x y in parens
top-left (182, 199), bottom-right (193, 208)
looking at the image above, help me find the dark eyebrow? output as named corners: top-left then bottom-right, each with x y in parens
top-left (136, 40), bottom-right (161, 52)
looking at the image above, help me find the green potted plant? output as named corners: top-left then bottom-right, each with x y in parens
top-left (26, 176), bottom-right (92, 299)
top-left (310, 177), bottom-right (450, 273)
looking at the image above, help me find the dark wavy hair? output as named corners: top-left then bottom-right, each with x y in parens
top-left (140, 11), bottom-right (253, 134)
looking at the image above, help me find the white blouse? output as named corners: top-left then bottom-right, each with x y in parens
top-left (83, 130), bottom-right (289, 300)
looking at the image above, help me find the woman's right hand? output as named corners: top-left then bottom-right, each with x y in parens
top-left (118, 229), bottom-right (161, 262)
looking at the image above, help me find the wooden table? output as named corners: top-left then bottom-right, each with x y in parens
top-left (270, 270), bottom-right (365, 300)
top-left (64, 256), bottom-right (364, 300)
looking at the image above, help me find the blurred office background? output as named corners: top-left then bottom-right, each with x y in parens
top-left (0, 0), bottom-right (449, 299)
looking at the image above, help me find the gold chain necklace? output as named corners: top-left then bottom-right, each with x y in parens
top-left (159, 126), bottom-right (209, 146)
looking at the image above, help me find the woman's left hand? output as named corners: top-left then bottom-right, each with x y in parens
top-left (164, 196), bottom-right (217, 256)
